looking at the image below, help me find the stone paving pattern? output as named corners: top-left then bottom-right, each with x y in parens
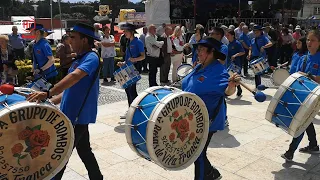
top-left (62, 84), bottom-right (320, 180)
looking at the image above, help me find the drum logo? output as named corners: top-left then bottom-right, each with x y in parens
top-left (152, 95), bottom-right (208, 168)
top-left (12, 125), bottom-right (50, 166)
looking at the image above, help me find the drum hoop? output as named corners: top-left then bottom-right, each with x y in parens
top-left (177, 64), bottom-right (193, 78)
top-left (147, 92), bottom-right (209, 170)
top-left (292, 86), bottom-right (320, 137)
top-left (125, 86), bottom-right (175, 158)
top-left (0, 102), bottom-right (75, 179)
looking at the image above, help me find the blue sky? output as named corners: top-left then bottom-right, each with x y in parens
top-left (62, 0), bottom-right (140, 3)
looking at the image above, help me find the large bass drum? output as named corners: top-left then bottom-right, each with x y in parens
top-left (0, 87), bottom-right (74, 180)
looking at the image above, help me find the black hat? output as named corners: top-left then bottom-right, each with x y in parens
top-left (120, 23), bottom-right (137, 33)
top-left (26, 23), bottom-right (46, 31)
top-left (253, 25), bottom-right (263, 31)
top-left (195, 37), bottom-right (226, 60)
top-left (72, 23), bottom-right (101, 41)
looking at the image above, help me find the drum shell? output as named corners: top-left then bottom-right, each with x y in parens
top-left (271, 68), bottom-right (290, 86)
top-left (249, 57), bottom-right (269, 75)
top-left (113, 63), bottom-right (141, 89)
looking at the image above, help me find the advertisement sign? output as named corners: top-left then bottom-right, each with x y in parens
top-left (126, 12), bottom-right (146, 22)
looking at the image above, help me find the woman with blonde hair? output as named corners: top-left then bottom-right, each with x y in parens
top-left (0, 35), bottom-right (18, 84)
top-left (171, 26), bottom-right (185, 83)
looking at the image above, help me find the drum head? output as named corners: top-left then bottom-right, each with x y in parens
top-left (148, 90), bottom-right (209, 170)
top-left (0, 99), bottom-right (74, 179)
top-left (177, 64), bottom-right (193, 78)
top-left (271, 69), bottom-right (290, 86)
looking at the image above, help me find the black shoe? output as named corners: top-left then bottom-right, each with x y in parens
top-left (236, 89), bottom-right (242, 96)
top-left (281, 151), bottom-right (293, 162)
top-left (299, 145), bottom-right (320, 154)
top-left (111, 78), bottom-right (116, 82)
top-left (103, 78), bottom-right (108, 82)
top-left (212, 168), bottom-right (222, 180)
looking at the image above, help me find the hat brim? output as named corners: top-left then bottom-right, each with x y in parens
top-left (121, 27), bottom-right (137, 33)
top-left (194, 42), bottom-right (226, 61)
top-left (72, 27), bottom-right (101, 41)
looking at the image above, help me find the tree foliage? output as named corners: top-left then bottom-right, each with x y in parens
top-left (253, 0), bottom-right (302, 11)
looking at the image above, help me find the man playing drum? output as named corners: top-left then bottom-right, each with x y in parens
top-left (27, 23), bottom-right (103, 179)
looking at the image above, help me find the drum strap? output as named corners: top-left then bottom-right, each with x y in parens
top-left (302, 55), bottom-right (308, 72)
top-left (74, 52), bottom-right (101, 125)
top-left (209, 96), bottom-right (224, 125)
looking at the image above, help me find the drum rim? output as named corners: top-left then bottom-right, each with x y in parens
top-left (271, 69), bottom-right (290, 86)
top-left (0, 102), bottom-right (75, 179)
top-left (147, 91), bottom-right (210, 170)
top-left (177, 64), bottom-right (193, 78)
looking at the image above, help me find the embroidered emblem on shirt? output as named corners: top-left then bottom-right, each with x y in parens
top-left (313, 63), bottom-right (319, 69)
top-left (197, 75), bottom-right (206, 83)
top-left (37, 49), bottom-right (41, 54)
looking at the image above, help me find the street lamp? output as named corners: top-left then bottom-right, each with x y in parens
top-left (32, 5), bottom-right (39, 20)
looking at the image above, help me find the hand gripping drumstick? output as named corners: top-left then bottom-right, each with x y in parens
top-left (237, 81), bottom-right (267, 102)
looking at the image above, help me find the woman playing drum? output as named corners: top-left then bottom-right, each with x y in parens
top-left (289, 37), bottom-right (307, 74)
top-left (182, 37), bottom-right (240, 179)
top-left (281, 29), bottom-right (320, 161)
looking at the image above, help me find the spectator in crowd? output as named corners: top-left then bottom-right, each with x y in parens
top-left (248, 22), bottom-right (256, 41)
top-left (280, 28), bottom-right (294, 64)
top-left (187, 24), bottom-right (206, 66)
top-left (145, 24), bottom-right (164, 87)
top-left (156, 23), bottom-right (166, 36)
top-left (8, 26), bottom-right (25, 60)
top-left (234, 22), bottom-right (245, 39)
top-left (229, 25), bottom-right (235, 31)
top-left (263, 22), bottom-right (279, 69)
top-left (0, 35), bottom-right (18, 84)
top-left (292, 25), bottom-right (302, 50)
top-left (93, 23), bottom-right (103, 55)
top-left (171, 26), bottom-right (184, 83)
top-left (159, 26), bottom-right (173, 85)
top-left (100, 25), bottom-right (116, 83)
top-left (56, 34), bottom-right (77, 77)
top-left (220, 25), bottom-right (230, 45)
top-left (139, 26), bottom-right (149, 73)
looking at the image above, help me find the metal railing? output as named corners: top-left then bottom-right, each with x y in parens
top-left (171, 19), bottom-right (195, 31)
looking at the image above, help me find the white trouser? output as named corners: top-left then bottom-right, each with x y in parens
top-left (171, 53), bottom-right (183, 82)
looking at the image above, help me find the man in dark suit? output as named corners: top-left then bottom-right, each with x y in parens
top-left (159, 26), bottom-right (173, 85)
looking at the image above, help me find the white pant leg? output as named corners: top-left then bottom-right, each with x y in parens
top-left (171, 54), bottom-right (183, 82)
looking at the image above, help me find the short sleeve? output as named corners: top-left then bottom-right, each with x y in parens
top-left (77, 52), bottom-right (99, 76)
top-left (43, 42), bottom-right (53, 57)
top-left (237, 41), bottom-right (245, 53)
top-left (137, 40), bottom-right (145, 53)
top-left (263, 36), bottom-right (270, 45)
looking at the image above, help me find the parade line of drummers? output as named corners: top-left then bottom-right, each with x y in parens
top-left (1, 19), bottom-right (320, 180)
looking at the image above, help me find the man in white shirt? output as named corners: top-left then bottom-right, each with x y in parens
top-left (156, 23), bottom-right (166, 36)
top-left (220, 25), bottom-right (229, 45)
top-left (145, 24), bottom-right (164, 87)
top-left (234, 22), bottom-right (245, 39)
top-left (159, 26), bottom-right (173, 85)
top-left (139, 27), bottom-right (149, 72)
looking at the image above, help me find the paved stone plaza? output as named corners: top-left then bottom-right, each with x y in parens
top-left (61, 72), bottom-right (320, 180)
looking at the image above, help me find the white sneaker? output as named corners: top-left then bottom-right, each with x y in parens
top-left (120, 111), bottom-right (128, 119)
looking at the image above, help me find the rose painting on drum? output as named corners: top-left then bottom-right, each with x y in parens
top-left (169, 110), bottom-right (196, 143)
top-left (11, 125), bottom-right (50, 165)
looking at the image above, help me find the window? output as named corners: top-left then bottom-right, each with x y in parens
top-left (314, 7), bottom-right (320, 15)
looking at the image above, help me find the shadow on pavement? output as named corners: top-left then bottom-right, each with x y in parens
top-left (272, 155), bottom-right (320, 180)
top-left (208, 128), bottom-right (241, 148)
top-left (114, 122), bottom-right (125, 133)
top-left (226, 97), bottom-right (253, 105)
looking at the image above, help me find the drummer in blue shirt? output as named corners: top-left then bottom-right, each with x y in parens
top-left (117, 23), bottom-right (145, 119)
top-left (247, 25), bottom-right (273, 87)
top-left (289, 37), bottom-right (307, 74)
top-left (27, 23), bottom-right (103, 179)
top-left (27, 23), bottom-right (58, 84)
top-left (182, 37), bottom-right (240, 180)
top-left (281, 29), bottom-right (320, 162)
top-left (239, 25), bottom-right (251, 76)
top-left (226, 29), bottom-right (245, 96)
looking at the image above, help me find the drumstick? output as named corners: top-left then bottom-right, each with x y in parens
top-left (236, 81), bottom-right (266, 102)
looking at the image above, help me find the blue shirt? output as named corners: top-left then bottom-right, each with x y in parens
top-left (239, 33), bottom-right (250, 51)
top-left (125, 37), bottom-right (144, 63)
top-left (289, 52), bottom-right (304, 74)
top-left (33, 38), bottom-right (58, 79)
top-left (250, 35), bottom-right (270, 58)
top-left (8, 33), bottom-right (25, 49)
top-left (296, 52), bottom-right (320, 76)
top-left (182, 60), bottom-right (229, 131)
top-left (60, 52), bottom-right (100, 124)
top-left (227, 40), bottom-right (244, 68)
